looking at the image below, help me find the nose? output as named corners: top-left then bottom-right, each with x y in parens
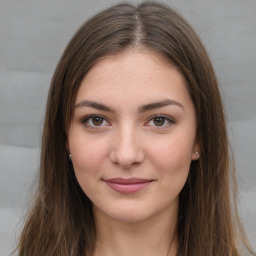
top-left (109, 125), bottom-right (145, 169)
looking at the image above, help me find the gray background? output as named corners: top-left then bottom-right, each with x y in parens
top-left (0, 0), bottom-right (255, 255)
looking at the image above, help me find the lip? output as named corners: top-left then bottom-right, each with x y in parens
top-left (104, 178), bottom-right (153, 194)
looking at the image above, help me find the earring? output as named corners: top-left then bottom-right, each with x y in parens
top-left (195, 151), bottom-right (200, 158)
top-left (69, 154), bottom-right (72, 160)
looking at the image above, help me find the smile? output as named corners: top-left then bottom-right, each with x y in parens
top-left (104, 178), bottom-right (153, 194)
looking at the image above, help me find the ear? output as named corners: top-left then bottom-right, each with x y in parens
top-left (191, 142), bottom-right (200, 161)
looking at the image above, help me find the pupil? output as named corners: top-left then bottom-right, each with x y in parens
top-left (92, 117), bottom-right (103, 126)
top-left (154, 117), bottom-right (165, 126)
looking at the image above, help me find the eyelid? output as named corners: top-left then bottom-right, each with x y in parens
top-left (80, 114), bottom-right (175, 128)
top-left (145, 114), bottom-right (175, 127)
top-left (81, 114), bottom-right (111, 128)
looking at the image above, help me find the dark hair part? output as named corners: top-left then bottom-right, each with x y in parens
top-left (17, 2), bottom-right (255, 256)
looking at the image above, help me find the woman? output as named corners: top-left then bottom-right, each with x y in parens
top-left (17, 2), bottom-right (255, 256)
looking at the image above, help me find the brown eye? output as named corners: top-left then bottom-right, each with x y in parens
top-left (92, 116), bottom-right (104, 126)
top-left (145, 115), bottom-right (174, 128)
top-left (153, 117), bottom-right (165, 126)
top-left (81, 115), bottom-right (109, 128)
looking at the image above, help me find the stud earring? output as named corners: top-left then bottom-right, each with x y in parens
top-left (195, 151), bottom-right (200, 158)
top-left (69, 154), bottom-right (72, 160)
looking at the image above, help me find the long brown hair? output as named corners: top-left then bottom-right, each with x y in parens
top-left (17, 2), bottom-right (255, 256)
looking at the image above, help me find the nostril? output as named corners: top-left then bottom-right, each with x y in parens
top-left (109, 146), bottom-right (145, 169)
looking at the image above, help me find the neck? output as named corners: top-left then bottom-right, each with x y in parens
top-left (92, 207), bottom-right (178, 256)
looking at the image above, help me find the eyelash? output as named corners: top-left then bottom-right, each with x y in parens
top-left (81, 114), bottom-right (175, 128)
top-left (81, 114), bottom-right (110, 128)
top-left (145, 115), bottom-right (175, 128)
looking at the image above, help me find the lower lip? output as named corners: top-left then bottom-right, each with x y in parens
top-left (105, 181), bottom-right (152, 194)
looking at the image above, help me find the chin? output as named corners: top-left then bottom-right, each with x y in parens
top-left (97, 202), bottom-right (155, 223)
top-left (109, 211), bottom-right (151, 223)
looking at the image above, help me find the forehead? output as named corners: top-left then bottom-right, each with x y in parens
top-left (82, 50), bottom-right (180, 83)
top-left (75, 50), bottom-right (191, 110)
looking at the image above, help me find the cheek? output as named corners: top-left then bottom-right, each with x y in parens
top-left (148, 137), bottom-right (193, 178)
top-left (70, 138), bottom-right (109, 173)
top-left (69, 139), bottom-right (109, 198)
top-left (152, 140), bottom-right (192, 196)
top-left (153, 137), bottom-right (192, 161)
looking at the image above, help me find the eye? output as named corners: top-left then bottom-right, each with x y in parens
top-left (146, 115), bottom-right (174, 127)
top-left (81, 115), bottom-right (110, 128)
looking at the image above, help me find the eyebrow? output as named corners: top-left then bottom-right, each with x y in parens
top-left (74, 99), bottom-right (184, 113)
top-left (75, 100), bottom-right (114, 112)
top-left (138, 99), bottom-right (184, 113)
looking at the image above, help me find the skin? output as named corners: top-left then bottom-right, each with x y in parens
top-left (67, 50), bottom-right (200, 256)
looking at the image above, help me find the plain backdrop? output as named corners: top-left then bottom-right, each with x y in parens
top-left (0, 0), bottom-right (255, 255)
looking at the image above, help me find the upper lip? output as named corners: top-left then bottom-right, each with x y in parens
top-left (104, 178), bottom-right (153, 184)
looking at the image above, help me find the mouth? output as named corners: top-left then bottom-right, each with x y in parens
top-left (103, 177), bottom-right (153, 194)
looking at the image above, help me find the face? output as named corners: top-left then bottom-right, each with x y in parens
top-left (67, 50), bottom-right (199, 224)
